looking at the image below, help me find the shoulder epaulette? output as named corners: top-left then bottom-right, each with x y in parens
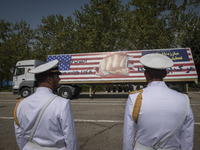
top-left (129, 90), bottom-right (141, 95)
top-left (132, 89), bottom-right (143, 123)
top-left (13, 98), bottom-right (24, 127)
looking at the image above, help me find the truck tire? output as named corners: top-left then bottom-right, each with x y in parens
top-left (21, 88), bottom-right (31, 98)
top-left (59, 88), bottom-right (72, 99)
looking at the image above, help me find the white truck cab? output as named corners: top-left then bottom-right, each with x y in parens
top-left (13, 60), bottom-right (80, 98)
top-left (13, 60), bottom-right (44, 97)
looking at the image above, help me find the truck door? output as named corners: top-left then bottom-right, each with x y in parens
top-left (13, 67), bottom-right (26, 90)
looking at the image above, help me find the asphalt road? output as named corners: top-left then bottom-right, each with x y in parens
top-left (0, 92), bottom-right (199, 150)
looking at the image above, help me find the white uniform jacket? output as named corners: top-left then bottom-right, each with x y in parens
top-left (14, 87), bottom-right (78, 150)
top-left (123, 81), bottom-right (194, 150)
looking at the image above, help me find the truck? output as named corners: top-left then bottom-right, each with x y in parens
top-left (13, 48), bottom-right (198, 98)
top-left (12, 60), bottom-right (44, 97)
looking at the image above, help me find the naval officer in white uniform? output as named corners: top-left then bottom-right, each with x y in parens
top-left (123, 54), bottom-right (194, 150)
top-left (14, 60), bottom-right (78, 150)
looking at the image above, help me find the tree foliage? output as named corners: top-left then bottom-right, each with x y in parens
top-left (34, 14), bottom-right (75, 61)
top-left (181, 16), bottom-right (200, 78)
top-left (126, 0), bottom-right (173, 49)
top-left (73, 0), bottom-right (126, 52)
top-left (0, 20), bottom-right (35, 84)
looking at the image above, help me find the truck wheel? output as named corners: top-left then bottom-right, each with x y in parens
top-left (59, 88), bottom-right (72, 99)
top-left (21, 88), bottom-right (31, 98)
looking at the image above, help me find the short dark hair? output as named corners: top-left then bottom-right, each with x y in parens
top-left (144, 66), bottom-right (167, 79)
top-left (35, 73), bottom-right (55, 85)
top-left (35, 66), bottom-right (61, 85)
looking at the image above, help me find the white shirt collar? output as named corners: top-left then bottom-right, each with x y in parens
top-left (36, 87), bottom-right (53, 93)
top-left (147, 81), bottom-right (167, 87)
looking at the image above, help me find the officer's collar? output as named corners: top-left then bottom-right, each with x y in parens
top-left (148, 81), bottom-right (167, 87)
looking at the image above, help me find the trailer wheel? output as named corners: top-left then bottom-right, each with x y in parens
top-left (59, 88), bottom-right (72, 99)
top-left (21, 88), bottom-right (31, 98)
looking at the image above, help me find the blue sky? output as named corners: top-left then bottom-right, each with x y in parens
top-left (0, 0), bottom-right (130, 29)
top-left (0, 0), bottom-right (199, 29)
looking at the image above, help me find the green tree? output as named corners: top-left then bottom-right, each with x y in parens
top-left (126, 0), bottom-right (199, 50)
top-left (34, 14), bottom-right (75, 60)
top-left (0, 20), bottom-right (12, 87)
top-left (74, 0), bottom-right (126, 52)
top-left (168, 0), bottom-right (200, 80)
top-left (126, 0), bottom-right (178, 49)
top-left (181, 16), bottom-right (200, 79)
top-left (0, 20), bottom-right (35, 85)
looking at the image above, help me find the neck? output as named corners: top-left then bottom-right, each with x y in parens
top-left (38, 82), bottom-right (53, 90)
top-left (147, 78), bottom-right (163, 84)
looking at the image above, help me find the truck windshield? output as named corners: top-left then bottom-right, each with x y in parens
top-left (15, 68), bottom-right (25, 76)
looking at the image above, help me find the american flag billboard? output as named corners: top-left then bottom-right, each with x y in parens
top-left (47, 48), bottom-right (198, 84)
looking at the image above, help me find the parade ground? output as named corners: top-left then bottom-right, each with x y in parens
top-left (0, 91), bottom-right (199, 150)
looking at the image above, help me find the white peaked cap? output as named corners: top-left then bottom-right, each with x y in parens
top-left (140, 53), bottom-right (173, 69)
top-left (29, 60), bottom-right (59, 74)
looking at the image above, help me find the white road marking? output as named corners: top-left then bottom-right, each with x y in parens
top-left (71, 103), bottom-right (126, 106)
top-left (1, 102), bottom-right (200, 106)
top-left (1, 100), bottom-right (199, 106)
top-left (0, 117), bottom-right (123, 123)
top-left (0, 117), bottom-right (14, 120)
top-left (1, 117), bottom-right (200, 125)
top-left (72, 101), bottom-right (125, 103)
top-left (0, 102), bottom-right (17, 104)
top-left (74, 119), bottom-right (123, 123)
top-left (0, 100), bottom-right (18, 102)
top-left (0, 100), bottom-right (200, 104)
top-left (0, 100), bottom-right (126, 105)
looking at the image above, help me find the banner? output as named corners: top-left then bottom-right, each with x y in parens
top-left (47, 48), bottom-right (197, 83)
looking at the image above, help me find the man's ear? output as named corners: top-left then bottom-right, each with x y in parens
top-left (162, 70), bottom-right (167, 78)
top-left (144, 70), bottom-right (148, 78)
top-left (46, 76), bottom-right (53, 84)
top-left (144, 70), bottom-right (151, 83)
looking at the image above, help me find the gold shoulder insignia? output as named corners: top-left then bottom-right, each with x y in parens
top-left (129, 90), bottom-right (140, 95)
top-left (13, 98), bottom-right (24, 127)
top-left (132, 89), bottom-right (143, 123)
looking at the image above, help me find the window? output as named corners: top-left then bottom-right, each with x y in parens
top-left (16, 68), bottom-right (25, 76)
